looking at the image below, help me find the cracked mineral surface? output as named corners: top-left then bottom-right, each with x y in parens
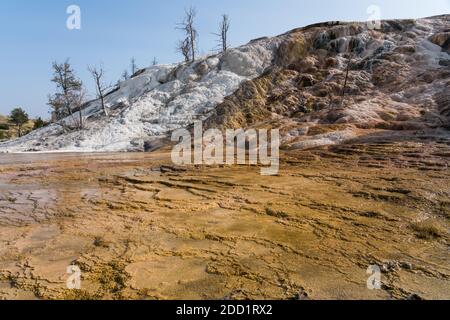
top-left (0, 136), bottom-right (448, 300)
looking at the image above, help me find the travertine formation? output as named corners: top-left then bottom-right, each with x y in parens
top-left (205, 15), bottom-right (450, 150)
top-left (0, 15), bottom-right (449, 153)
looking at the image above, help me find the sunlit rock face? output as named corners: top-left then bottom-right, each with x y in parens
top-left (204, 15), bottom-right (450, 150)
top-left (1, 15), bottom-right (449, 153)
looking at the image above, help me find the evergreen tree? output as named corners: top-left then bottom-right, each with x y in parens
top-left (9, 108), bottom-right (29, 137)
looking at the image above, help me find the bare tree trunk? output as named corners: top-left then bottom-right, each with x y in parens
top-left (177, 38), bottom-right (191, 62)
top-left (96, 74), bottom-right (108, 117)
top-left (88, 66), bottom-right (110, 117)
top-left (79, 106), bottom-right (83, 129)
top-left (130, 58), bottom-right (138, 75)
top-left (75, 90), bottom-right (86, 130)
top-left (190, 27), bottom-right (196, 61)
top-left (220, 14), bottom-right (230, 52)
top-left (100, 95), bottom-right (108, 117)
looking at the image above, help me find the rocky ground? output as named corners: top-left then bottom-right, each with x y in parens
top-left (0, 133), bottom-right (448, 300)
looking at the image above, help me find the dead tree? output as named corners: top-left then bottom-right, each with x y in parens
top-left (121, 70), bottom-right (130, 81)
top-left (75, 89), bottom-right (86, 130)
top-left (130, 57), bottom-right (138, 75)
top-left (177, 38), bottom-right (191, 62)
top-left (214, 14), bottom-right (230, 53)
top-left (177, 7), bottom-right (198, 62)
top-left (88, 66), bottom-right (111, 116)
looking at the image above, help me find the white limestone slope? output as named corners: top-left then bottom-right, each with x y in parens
top-left (0, 36), bottom-right (282, 153)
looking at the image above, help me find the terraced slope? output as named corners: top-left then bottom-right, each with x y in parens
top-left (205, 15), bottom-right (450, 149)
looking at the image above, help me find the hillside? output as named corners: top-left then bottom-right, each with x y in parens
top-left (0, 15), bottom-right (449, 153)
top-left (204, 15), bottom-right (450, 149)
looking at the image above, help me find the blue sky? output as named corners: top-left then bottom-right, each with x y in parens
top-left (0, 0), bottom-right (449, 118)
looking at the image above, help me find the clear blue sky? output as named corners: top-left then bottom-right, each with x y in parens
top-left (0, 0), bottom-right (449, 118)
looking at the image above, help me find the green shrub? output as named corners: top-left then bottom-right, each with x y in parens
top-left (33, 117), bottom-right (46, 130)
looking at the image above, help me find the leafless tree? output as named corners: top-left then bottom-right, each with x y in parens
top-left (176, 7), bottom-right (198, 62)
top-left (121, 70), bottom-right (130, 81)
top-left (88, 65), bottom-right (111, 116)
top-left (214, 14), bottom-right (230, 53)
top-left (74, 89), bottom-right (86, 130)
top-left (177, 37), bottom-right (191, 62)
top-left (130, 57), bottom-right (138, 75)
